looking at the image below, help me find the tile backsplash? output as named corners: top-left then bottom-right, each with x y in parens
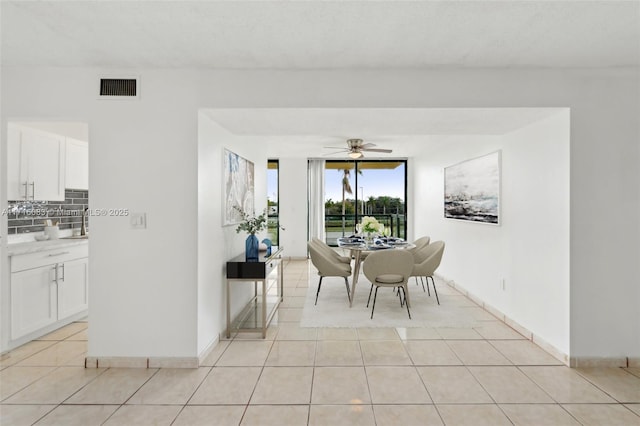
top-left (7, 190), bottom-right (89, 235)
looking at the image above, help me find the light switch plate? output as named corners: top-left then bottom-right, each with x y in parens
top-left (130, 212), bottom-right (147, 229)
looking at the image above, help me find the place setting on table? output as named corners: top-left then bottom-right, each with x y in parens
top-left (337, 235), bottom-right (411, 250)
top-left (336, 217), bottom-right (415, 307)
top-left (339, 218), bottom-right (410, 249)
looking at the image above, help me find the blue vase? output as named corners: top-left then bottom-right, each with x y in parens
top-left (245, 234), bottom-right (259, 261)
top-left (261, 238), bottom-right (272, 256)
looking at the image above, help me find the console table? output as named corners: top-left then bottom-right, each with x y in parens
top-left (226, 246), bottom-right (284, 338)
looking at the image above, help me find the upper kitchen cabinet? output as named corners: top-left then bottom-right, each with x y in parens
top-left (7, 124), bottom-right (66, 201)
top-left (65, 138), bottom-right (89, 190)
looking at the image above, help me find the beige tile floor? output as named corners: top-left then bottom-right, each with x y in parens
top-left (1, 259), bottom-right (639, 425)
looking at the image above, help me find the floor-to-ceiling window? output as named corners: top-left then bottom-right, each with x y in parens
top-left (267, 160), bottom-right (280, 245)
top-left (324, 160), bottom-right (407, 245)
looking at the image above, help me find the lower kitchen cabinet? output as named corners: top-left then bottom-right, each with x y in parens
top-left (9, 244), bottom-right (88, 341)
top-left (11, 265), bottom-right (58, 339)
top-left (57, 257), bottom-right (89, 320)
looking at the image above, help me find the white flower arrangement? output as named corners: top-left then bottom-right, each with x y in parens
top-left (360, 216), bottom-right (384, 235)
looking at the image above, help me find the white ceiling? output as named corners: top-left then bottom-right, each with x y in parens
top-left (2, 1), bottom-right (638, 69)
top-left (2, 2), bottom-right (629, 156)
top-left (204, 108), bottom-right (565, 157)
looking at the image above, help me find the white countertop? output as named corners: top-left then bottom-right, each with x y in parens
top-left (7, 238), bottom-right (88, 256)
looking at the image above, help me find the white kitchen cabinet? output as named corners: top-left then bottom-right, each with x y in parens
top-left (10, 265), bottom-right (58, 340)
top-left (7, 124), bottom-right (66, 201)
top-left (10, 244), bottom-right (88, 341)
top-left (65, 138), bottom-right (89, 190)
top-left (57, 257), bottom-right (89, 319)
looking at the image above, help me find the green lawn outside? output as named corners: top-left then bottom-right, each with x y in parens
top-left (268, 215), bottom-right (406, 246)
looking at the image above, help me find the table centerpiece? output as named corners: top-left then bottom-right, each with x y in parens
top-left (359, 216), bottom-right (385, 244)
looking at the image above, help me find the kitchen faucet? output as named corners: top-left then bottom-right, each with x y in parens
top-left (81, 207), bottom-right (89, 236)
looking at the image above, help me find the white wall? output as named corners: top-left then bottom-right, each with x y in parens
top-left (1, 67), bottom-right (638, 359)
top-left (11, 122), bottom-right (89, 142)
top-left (278, 158), bottom-right (309, 258)
top-left (87, 71), bottom-right (200, 358)
top-left (502, 112), bottom-right (570, 352)
top-left (1, 68), bottom-right (201, 356)
top-left (197, 114), bottom-right (268, 355)
top-left (414, 111), bottom-right (570, 353)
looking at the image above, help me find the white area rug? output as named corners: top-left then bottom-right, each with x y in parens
top-left (300, 275), bottom-right (485, 328)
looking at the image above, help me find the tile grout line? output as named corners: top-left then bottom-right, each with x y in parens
top-left (571, 368), bottom-right (635, 405)
top-left (4, 261), bottom-right (638, 424)
top-left (2, 335), bottom-right (96, 402)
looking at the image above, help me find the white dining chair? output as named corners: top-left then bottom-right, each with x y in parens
top-left (363, 250), bottom-right (414, 319)
top-left (311, 237), bottom-right (351, 264)
top-left (308, 241), bottom-right (352, 305)
top-left (410, 241), bottom-right (445, 304)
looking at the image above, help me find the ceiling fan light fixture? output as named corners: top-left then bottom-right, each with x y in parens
top-left (348, 151), bottom-right (363, 159)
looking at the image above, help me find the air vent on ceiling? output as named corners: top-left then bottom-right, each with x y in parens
top-left (99, 78), bottom-right (138, 98)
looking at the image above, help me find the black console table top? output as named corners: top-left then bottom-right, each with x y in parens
top-left (226, 246), bottom-right (283, 279)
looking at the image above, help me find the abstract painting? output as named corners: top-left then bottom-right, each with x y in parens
top-left (444, 151), bottom-right (500, 224)
top-left (223, 148), bottom-right (254, 225)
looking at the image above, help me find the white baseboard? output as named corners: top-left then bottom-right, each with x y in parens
top-left (85, 335), bottom-right (221, 369)
top-left (85, 355), bottom-right (199, 368)
top-left (436, 273), bottom-right (640, 367)
top-left (435, 273), bottom-right (570, 366)
top-left (505, 316), bottom-right (533, 340)
top-left (569, 357), bottom-right (628, 368)
top-left (533, 334), bottom-right (570, 365)
top-left (198, 335), bottom-right (220, 366)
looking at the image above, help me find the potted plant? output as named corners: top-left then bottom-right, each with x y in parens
top-left (234, 207), bottom-right (269, 261)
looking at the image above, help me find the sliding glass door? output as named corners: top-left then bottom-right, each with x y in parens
top-left (267, 160), bottom-right (280, 245)
top-left (324, 160), bottom-right (407, 246)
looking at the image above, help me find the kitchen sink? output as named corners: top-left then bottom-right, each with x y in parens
top-left (61, 235), bottom-right (89, 240)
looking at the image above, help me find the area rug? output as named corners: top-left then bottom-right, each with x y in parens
top-left (300, 275), bottom-right (485, 328)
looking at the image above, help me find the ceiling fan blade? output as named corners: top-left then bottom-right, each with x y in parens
top-left (362, 148), bottom-right (393, 153)
top-left (323, 146), bottom-right (347, 150)
top-left (360, 143), bottom-right (376, 149)
top-left (323, 150), bottom-right (349, 156)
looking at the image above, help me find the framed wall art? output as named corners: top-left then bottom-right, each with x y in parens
top-left (444, 151), bottom-right (501, 225)
top-left (223, 148), bottom-right (255, 226)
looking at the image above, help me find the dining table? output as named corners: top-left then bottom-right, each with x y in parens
top-left (337, 237), bottom-right (416, 307)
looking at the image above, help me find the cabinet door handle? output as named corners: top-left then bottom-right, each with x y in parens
top-left (52, 265), bottom-right (58, 282)
top-left (22, 181), bottom-right (28, 200)
top-left (47, 251), bottom-right (70, 257)
top-left (30, 182), bottom-right (35, 200)
top-left (59, 264), bottom-right (65, 282)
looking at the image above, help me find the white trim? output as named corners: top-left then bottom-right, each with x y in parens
top-left (308, 159), bottom-right (326, 242)
top-left (569, 357), bottom-right (628, 368)
top-left (435, 272), bottom-right (570, 366)
top-left (85, 355), bottom-right (199, 368)
top-left (197, 335), bottom-right (220, 366)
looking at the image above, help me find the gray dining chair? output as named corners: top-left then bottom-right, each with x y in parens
top-left (363, 250), bottom-right (414, 319)
top-left (410, 241), bottom-right (445, 304)
top-left (407, 235), bottom-right (431, 257)
top-left (407, 236), bottom-right (431, 291)
top-left (311, 237), bottom-right (351, 264)
top-left (308, 241), bottom-right (352, 305)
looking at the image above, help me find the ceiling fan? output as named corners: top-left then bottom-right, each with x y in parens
top-left (323, 138), bottom-right (392, 159)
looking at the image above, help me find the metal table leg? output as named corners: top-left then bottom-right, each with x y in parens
top-left (349, 250), bottom-right (362, 307)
